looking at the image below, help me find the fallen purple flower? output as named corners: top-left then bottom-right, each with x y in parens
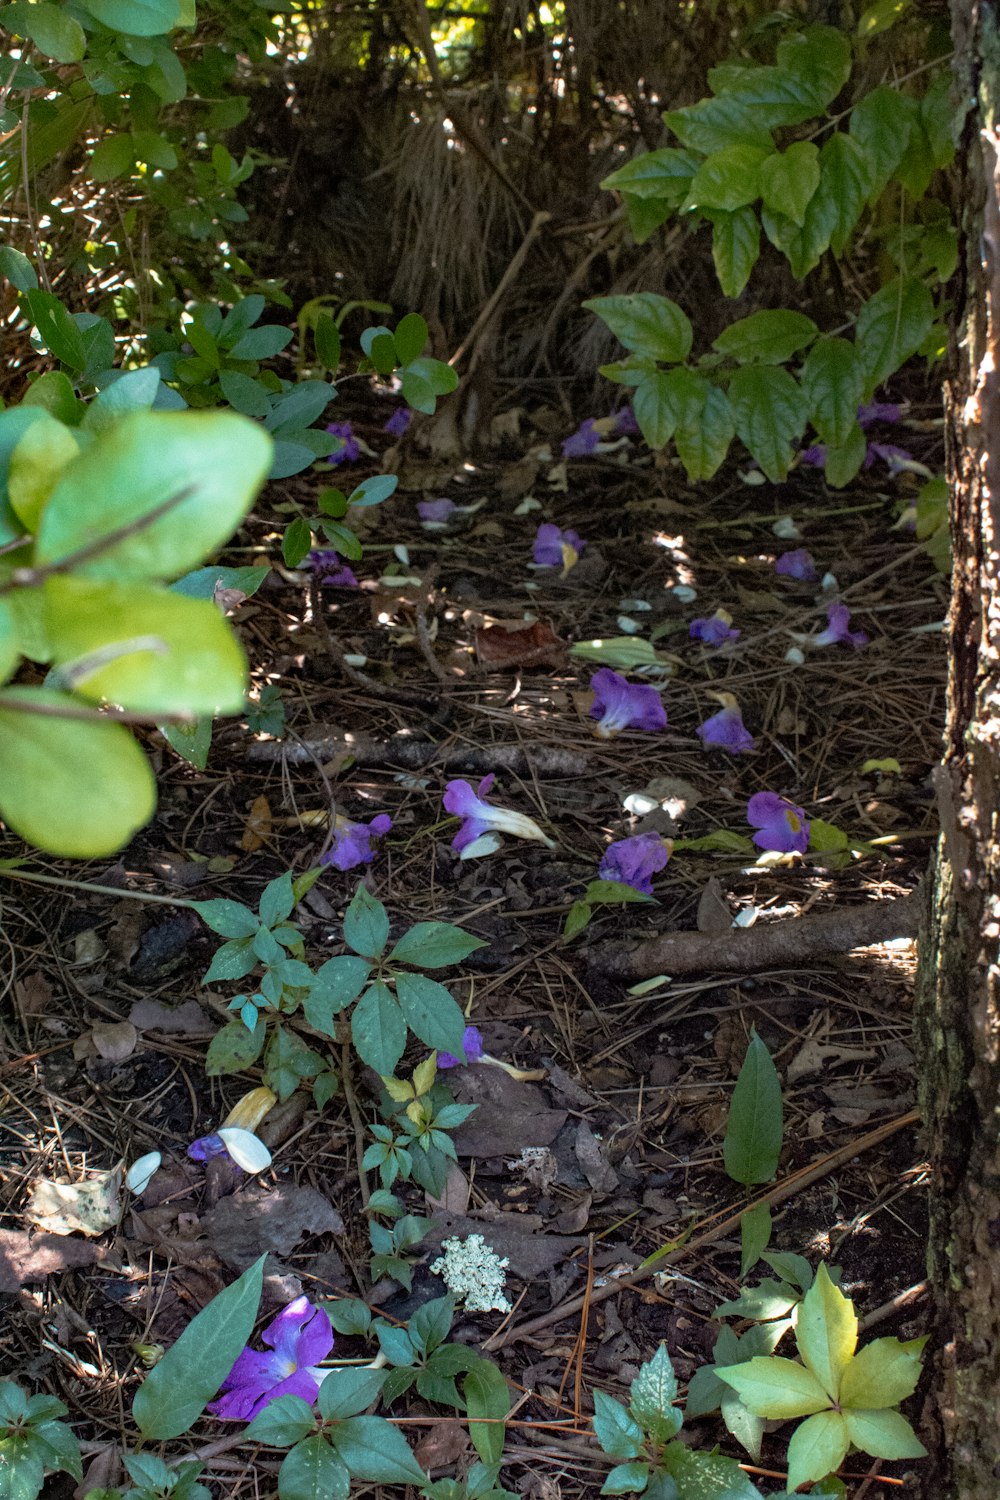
top-left (798, 444), bottom-right (827, 468)
top-left (689, 609), bottom-right (741, 647)
top-left (864, 442), bottom-right (913, 474)
top-left (306, 549), bottom-right (359, 588)
top-left (813, 602), bottom-right (869, 649)
top-left (533, 522), bottom-right (587, 568)
top-left (747, 791), bottom-right (810, 854)
top-left (857, 401), bottom-right (901, 428)
top-left (188, 1132), bottom-right (228, 1163)
top-left (589, 667), bottom-right (667, 738)
top-left (188, 1128), bottom-right (271, 1174)
top-left (321, 812), bottom-right (392, 871)
top-left (326, 421), bottom-right (360, 465)
top-left (697, 703), bottom-right (755, 754)
top-left (598, 832), bottom-right (670, 895)
top-left (437, 1025), bottom-right (485, 1070)
top-left (613, 407), bottom-right (641, 438)
top-left (561, 419), bottom-right (600, 458)
top-left (384, 407), bottom-right (411, 437)
top-left (775, 548), bottom-right (818, 582)
top-left (443, 775), bottom-right (554, 852)
top-left (418, 498), bottom-right (456, 524)
top-left (209, 1296), bottom-right (333, 1422)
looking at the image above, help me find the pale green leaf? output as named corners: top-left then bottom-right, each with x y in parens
top-left (787, 1411), bottom-right (849, 1493)
top-left (842, 1407), bottom-right (927, 1460)
top-left (839, 1336), bottom-right (926, 1409)
top-left (662, 1441), bottom-right (762, 1499)
top-left (685, 145), bottom-right (769, 212)
top-left (795, 1265), bottom-right (857, 1401)
top-left (713, 310), bottom-right (818, 365)
top-left (740, 1202), bottom-right (772, 1277)
top-left (715, 1357), bottom-right (830, 1419)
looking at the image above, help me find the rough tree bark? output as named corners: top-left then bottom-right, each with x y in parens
top-left (915, 5), bottom-right (1000, 1493)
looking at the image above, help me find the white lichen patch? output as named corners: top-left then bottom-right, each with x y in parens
top-left (430, 1233), bottom-right (512, 1314)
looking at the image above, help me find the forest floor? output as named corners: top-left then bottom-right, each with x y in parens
top-left (0, 386), bottom-right (946, 1498)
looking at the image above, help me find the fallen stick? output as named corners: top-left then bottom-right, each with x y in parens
top-left (246, 736), bottom-right (591, 778)
top-left (591, 890), bottom-right (923, 980)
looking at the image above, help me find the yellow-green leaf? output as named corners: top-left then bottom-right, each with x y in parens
top-left (795, 1264), bottom-right (857, 1400)
top-left (843, 1407), bottom-right (927, 1460)
top-left (8, 413), bottom-right (81, 531)
top-left (715, 1356), bottom-right (830, 1419)
top-left (839, 1336), bottom-right (926, 1409)
top-left (786, 1410), bottom-right (850, 1493)
top-left (0, 599), bottom-right (18, 686)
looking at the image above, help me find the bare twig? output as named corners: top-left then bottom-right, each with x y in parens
top-left (246, 733), bottom-right (591, 777)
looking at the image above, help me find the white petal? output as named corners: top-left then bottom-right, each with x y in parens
top-left (126, 1152), bottom-right (161, 1194)
top-left (623, 792), bottom-right (659, 816)
top-left (772, 515), bottom-right (802, 540)
top-left (486, 808), bottom-right (556, 847)
top-left (217, 1128), bottom-right (272, 1173)
top-left (617, 616), bottom-right (640, 634)
top-left (785, 646), bottom-right (806, 664)
top-left (393, 544), bottom-right (411, 565)
top-left (732, 907), bottom-right (759, 929)
top-left (458, 831), bottom-right (503, 860)
top-left (670, 585), bottom-right (698, 603)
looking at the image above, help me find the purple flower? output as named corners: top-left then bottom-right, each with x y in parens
top-left (321, 813), bottom-right (392, 871)
top-left (442, 775), bottom-right (554, 852)
top-left (561, 419), bottom-right (600, 458)
top-left (689, 610), bottom-right (740, 647)
top-left (775, 548), bottom-right (818, 582)
top-left (748, 792), bottom-right (809, 854)
top-left (437, 1025), bottom-right (485, 1070)
top-left (306, 550), bottom-right (359, 588)
top-left (613, 407), bottom-right (641, 437)
top-left (697, 703), bottom-right (755, 754)
top-left (384, 407), bottom-right (411, 437)
top-left (813, 602), bottom-right (869, 649)
top-left (799, 444), bottom-right (827, 468)
top-left (418, 498), bottom-right (456, 524)
top-left (598, 832), bottom-right (670, 895)
top-left (188, 1133), bottom-right (228, 1163)
top-left (533, 523), bottom-right (586, 568)
top-left (865, 442), bottom-right (913, 474)
top-left (209, 1296), bottom-right (333, 1423)
top-left (326, 421), bottom-right (359, 465)
top-left (858, 401), bottom-right (901, 428)
top-left (589, 668), bottom-right (667, 738)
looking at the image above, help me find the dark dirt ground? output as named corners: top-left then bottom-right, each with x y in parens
top-left (0, 386), bottom-right (945, 1498)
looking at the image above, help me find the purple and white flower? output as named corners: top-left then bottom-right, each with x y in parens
top-left (443, 775), bottom-right (555, 853)
top-left (188, 1127), bottom-right (272, 1174)
top-left (209, 1296), bottom-right (333, 1422)
top-left (589, 668), bottom-right (666, 739)
top-left (437, 1025), bottom-right (485, 1070)
top-left (384, 407), bottom-right (411, 438)
top-left (747, 792), bottom-right (810, 854)
top-left (321, 812), bottom-right (392, 871)
top-left (306, 550), bottom-right (359, 588)
top-left (689, 609), bottom-right (740, 647)
top-left (775, 548), bottom-right (818, 582)
top-left (561, 419), bottom-right (601, 458)
top-left (533, 522), bottom-right (587, 569)
top-left (812, 602), bottom-right (869, 649)
top-left (697, 695), bottom-right (755, 754)
top-left (598, 832), bottom-right (670, 895)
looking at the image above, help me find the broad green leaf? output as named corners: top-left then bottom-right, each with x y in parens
top-left (133, 1258), bottom-right (264, 1438)
top-left (642, 1473), bottom-right (679, 1500)
top-left (304, 957), bottom-right (373, 1032)
top-left (563, 900), bottom-right (592, 941)
top-left (713, 1278), bottom-right (799, 1321)
top-left (641, 365), bottom-right (709, 452)
top-left (708, 206), bottom-right (760, 297)
top-left (203, 938), bottom-right (257, 983)
top-left (729, 365), bottom-right (808, 482)
top-left (584, 879), bottom-right (655, 905)
top-left (758, 142), bottom-right (820, 227)
top-left (259, 871), bottom-right (295, 927)
top-left (171, 565), bottom-right (270, 601)
top-left (592, 1391), bottom-right (644, 1460)
top-left (35, 411), bottom-right (272, 583)
top-left (229, 325), bottom-right (293, 361)
top-left (264, 1025), bottom-right (323, 1101)
top-left (83, 367), bottom-right (162, 432)
top-left (347, 474), bottom-right (398, 508)
top-left (842, 1407), bottom-right (927, 1460)
top-left (662, 1442), bottom-right (762, 1499)
top-left (816, 133), bottom-right (872, 256)
top-left (839, 1336), bottom-right (926, 1409)
top-left (0, 246), bottom-right (38, 294)
top-left (808, 819), bottom-right (849, 853)
top-left (720, 1387), bottom-right (765, 1463)
top-left (849, 87), bottom-right (917, 201)
top-left (776, 26), bottom-right (852, 111)
top-left (568, 637), bottom-right (673, 673)
top-left (29, 1419), bottom-right (82, 1480)
top-left (219, 370), bottom-right (272, 418)
top-left (343, 884), bottom-right (389, 958)
top-left (796, 1265), bottom-right (857, 1401)
top-left (921, 71), bottom-right (960, 170)
top-left (351, 980), bottom-right (406, 1075)
top-left (713, 310), bottom-right (818, 366)
top-left (634, 372), bottom-right (680, 449)
top-left (205, 1017), bottom-right (267, 1075)
top-left (675, 384), bottom-right (735, 481)
top-left (314, 315), bottom-right (341, 371)
top-left (79, 0), bottom-right (182, 35)
top-left (0, 1435), bottom-right (43, 1500)
top-left (801, 337), bottom-right (865, 448)
top-left (857, 0), bottom-right (909, 36)
top-left (715, 1357), bottom-right (830, 1419)
top-left (324, 1299), bottom-right (372, 1337)
top-left (0, 600), bottom-right (17, 686)
top-left (629, 1345), bottom-right (682, 1444)
top-left (409, 1295), bottom-right (454, 1356)
top-left (740, 1201), bottom-right (772, 1277)
top-left (44, 576), bottom-right (247, 714)
top-left (601, 147), bottom-right (699, 201)
top-left (246, 1395), bottom-right (317, 1447)
top-left (394, 972), bottom-right (467, 1056)
top-left (24, 290), bottom-right (85, 370)
top-left (8, 412), bottom-right (80, 530)
top-left (403, 356), bottom-right (457, 396)
top-left (685, 145), bottom-right (769, 212)
top-left (21, 371), bottom-right (81, 426)
top-left (602, 1462), bottom-right (651, 1495)
top-left (786, 1411), bottom-right (849, 1494)
top-left (664, 94), bottom-right (774, 153)
top-left (266, 382), bottom-right (335, 436)
top-left (823, 423), bottom-right (867, 488)
top-left (394, 313), bottom-right (428, 365)
top-left (277, 1435), bottom-right (349, 1500)
top-left (0, 688), bottom-right (155, 857)
top-left (464, 1361), bottom-right (511, 1467)
top-left (724, 1032), bottom-right (783, 1184)
top-left (389, 921), bottom-right (486, 968)
top-left (192, 899), bottom-right (259, 939)
top-left (329, 1415), bottom-right (425, 1484)
top-left (625, 194), bottom-right (674, 245)
top-left (159, 715), bottom-right (211, 769)
top-left (317, 1366), bottom-right (389, 1420)
top-left (88, 133), bottom-right (137, 182)
top-left (583, 294), bottom-right (693, 363)
top-left (855, 277), bottom-right (934, 394)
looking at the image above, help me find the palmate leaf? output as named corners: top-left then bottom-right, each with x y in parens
top-left (842, 1408), bottom-right (926, 1461)
top-left (715, 1357), bottom-right (829, 1419)
top-left (786, 1412), bottom-right (849, 1494)
top-left (795, 1266), bottom-right (857, 1400)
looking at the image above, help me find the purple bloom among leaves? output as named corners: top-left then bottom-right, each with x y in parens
top-left (748, 791), bottom-right (810, 855)
top-left (798, 444), bottom-right (827, 468)
top-left (857, 401), bottom-right (901, 428)
top-left (209, 1296), bottom-right (333, 1423)
top-left (775, 548), bottom-right (818, 582)
top-left (306, 549), bottom-right (359, 588)
top-left (864, 442), bottom-right (913, 474)
top-left (589, 668), bottom-right (667, 738)
top-left (697, 703), bottom-right (755, 754)
top-left (188, 1132), bottom-right (228, 1163)
top-left (689, 609), bottom-right (741, 647)
top-left (561, 418), bottom-right (601, 458)
top-left (443, 775), bottom-right (554, 852)
top-left (384, 407), bottom-right (411, 437)
top-left (437, 1025), bottom-right (485, 1070)
top-left (321, 813), bottom-right (392, 872)
top-left (598, 832), bottom-right (670, 895)
top-left (813, 602), bottom-right (869, 649)
top-left (326, 421), bottom-right (360, 465)
top-left (418, 498), bottom-right (456, 524)
top-left (613, 407), bottom-right (641, 437)
top-left (533, 522), bottom-right (586, 568)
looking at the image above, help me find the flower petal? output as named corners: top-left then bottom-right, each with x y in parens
top-left (216, 1128), bottom-right (272, 1174)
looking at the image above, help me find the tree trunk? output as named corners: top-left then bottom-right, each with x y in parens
top-left (916, 5), bottom-right (1000, 1492)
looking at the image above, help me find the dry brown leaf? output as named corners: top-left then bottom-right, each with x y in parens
top-left (27, 1170), bottom-right (122, 1237)
top-left (91, 1020), bottom-right (139, 1061)
top-left (413, 1419), bottom-right (470, 1472)
top-left (0, 1229), bottom-right (109, 1290)
top-left (475, 617), bottom-right (566, 671)
top-left (241, 795), bottom-right (273, 851)
top-left (425, 1163), bottom-right (471, 1215)
top-left (128, 998), bottom-right (211, 1035)
top-left (696, 877), bottom-right (732, 935)
top-left (13, 972), bottom-right (54, 1023)
top-left (75, 1444), bottom-right (122, 1500)
top-left (201, 1182), bottom-right (344, 1270)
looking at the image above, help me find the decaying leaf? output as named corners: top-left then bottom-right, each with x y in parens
top-left (240, 794), bottom-right (273, 851)
top-left (475, 617), bottom-right (566, 671)
top-left (27, 1170), bottom-right (122, 1237)
top-left (0, 1228), bottom-right (110, 1290)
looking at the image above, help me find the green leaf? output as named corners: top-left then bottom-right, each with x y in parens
top-left (316, 1367), bottom-right (389, 1420)
top-left (343, 884), bottom-right (389, 958)
top-left (602, 1462), bottom-right (651, 1495)
top-left (159, 715), bottom-right (212, 770)
top-left (24, 291), bottom-right (86, 370)
top-left (0, 246), bottom-right (38, 294)
top-left (229, 325), bottom-right (293, 361)
top-left (35, 411), bottom-right (272, 583)
top-left (786, 1411), bottom-right (849, 1494)
top-left (714, 310), bottom-right (818, 366)
top-left (817, 133), bottom-right (872, 256)
top-left (203, 939), bottom-right (257, 983)
top-left (193, 900), bottom-right (259, 939)
top-left (724, 1032), bottom-right (783, 1184)
top-left (22, 372), bottom-right (80, 428)
top-left (801, 337), bottom-right (865, 449)
top-left (708, 205), bottom-right (760, 297)
top-left (133, 1257), bottom-right (264, 1438)
top-left (795, 1265), bottom-right (857, 1401)
top-left (0, 688), bottom-right (156, 857)
top-left (716, 1356), bottom-right (830, 1419)
top-left (714, 1279), bottom-right (799, 1321)
top-left (728, 365), bottom-right (807, 482)
top-left (583, 294), bottom-right (693, 363)
top-left (720, 1388), bottom-right (766, 1463)
top-left (855, 277), bottom-right (934, 394)
top-left (563, 900), bottom-right (592, 941)
top-left (758, 142), bottom-right (820, 227)
top-left (329, 1416), bottom-right (425, 1484)
top-left (842, 1407), bottom-right (927, 1461)
top-left (601, 147), bottom-right (699, 201)
top-left (584, 879), bottom-right (655, 906)
top-left (740, 1202), bottom-right (772, 1277)
top-left (171, 565), bottom-right (270, 602)
top-left (304, 957), bottom-right (373, 1032)
top-left (79, 0), bottom-right (182, 35)
top-left (634, 372), bottom-right (680, 449)
top-left (676, 383), bottom-right (735, 481)
top-left (346, 475), bottom-right (398, 509)
top-left (857, 0), bottom-right (910, 36)
top-left (625, 195), bottom-right (675, 245)
top-left (314, 315), bottom-right (341, 372)
top-left (0, 1435), bottom-right (44, 1500)
top-left (88, 133), bottom-right (136, 182)
top-left (643, 1473), bottom-right (679, 1500)
top-left (246, 1395), bottom-right (317, 1447)
top-left (4, 4), bottom-right (84, 67)
top-left (662, 1442), bottom-right (762, 1499)
top-left (849, 87), bottom-right (917, 201)
top-left (277, 1435), bottom-right (349, 1500)
top-left (265, 1026), bottom-right (323, 1101)
top-left (259, 871), bottom-right (295, 927)
top-left (351, 980), bottom-right (406, 1075)
top-left (409, 1295), bottom-right (454, 1356)
top-left (27, 1419), bottom-right (81, 1481)
top-left (8, 412), bottom-right (80, 530)
top-left (823, 423), bottom-right (867, 488)
top-left (84, 368), bottom-right (162, 432)
top-left (839, 1336), bottom-right (925, 1409)
top-left (808, 819), bottom-right (849, 853)
top-left (394, 971), bottom-right (467, 1056)
top-left (219, 370), bottom-right (272, 418)
top-left (664, 94), bottom-right (774, 153)
top-left (393, 313), bottom-right (428, 365)
top-left (592, 1392), bottom-right (644, 1460)
top-left (776, 26), bottom-right (852, 112)
top-left (685, 145), bottom-right (768, 212)
top-left (629, 1345), bottom-right (681, 1444)
top-left (324, 1299), bottom-right (372, 1336)
top-left (205, 1017), bottom-right (267, 1075)
top-left (389, 921), bottom-right (486, 969)
top-left (464, 1359), bottom-right (511, 1467)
